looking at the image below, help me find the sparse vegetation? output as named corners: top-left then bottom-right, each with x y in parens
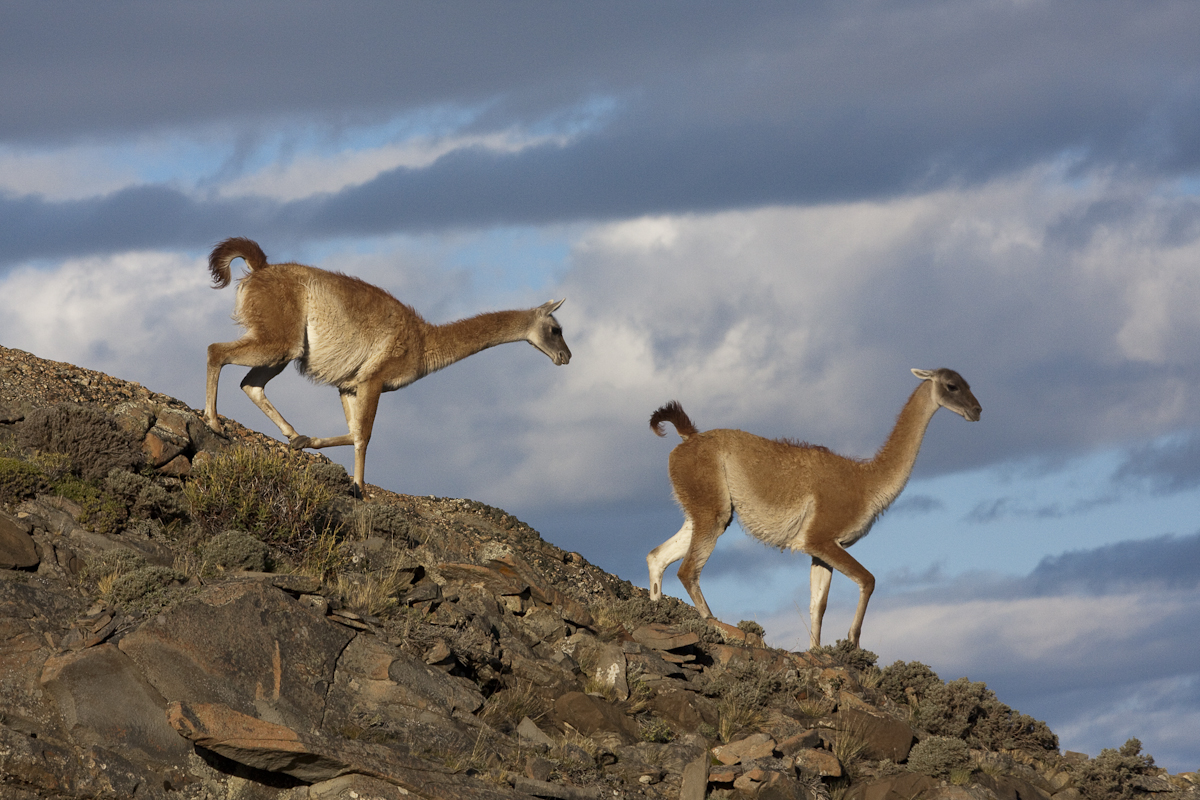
top-left (478, 682), bottom-right (549, 735)
top-left (335, 565), bottom-right (413, 617)
top-left (183, 446), bottom-right (342, 558)
top-left (0, 348), bottom-right (1184, 800)
top-left (591, 593), bottom-right (704, 634)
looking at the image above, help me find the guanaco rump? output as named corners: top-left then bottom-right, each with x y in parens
top-left (203, 237), bottom-right (571, 497)
top-left (647, 368), bottom-right (981, 648)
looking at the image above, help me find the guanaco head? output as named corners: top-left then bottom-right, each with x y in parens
top-left (911, 368), bottom-right (982, 421)
top-left (528, 299), bottom-right (572, 366)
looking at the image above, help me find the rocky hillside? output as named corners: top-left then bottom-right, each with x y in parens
top-left (0, 343), bottom-right (1196, 800)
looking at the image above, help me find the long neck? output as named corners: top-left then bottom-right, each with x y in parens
top-left (420, 309), bottom-right (532, 375)
top-left (866, 381), bottom-right (940, 507)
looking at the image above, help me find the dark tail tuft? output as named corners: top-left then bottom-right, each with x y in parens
top-left (208, 237), bottom-right (269, 289)
top-left (650, 401), bottom-right (699, 439)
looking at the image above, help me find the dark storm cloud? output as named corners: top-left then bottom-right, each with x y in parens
top-left (1114, 432), bottom-right (1200, 495)
top-left (894, 531), bottom-right (1200, 603)
top-left (4, 1), bottom-right (1200, 266)
top-left (1024, 532), bottom-right (1200, 595)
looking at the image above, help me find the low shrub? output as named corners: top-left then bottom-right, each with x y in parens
top-left (592, 593), bottom-right (704, 634)
top-left (880, 660), bottom-right (942, 706)
top-left (104, 469), bottom-right (183, 523)
top-left (107, 565), bottom-right (188, 610)
top-left (16, 403), bottom-right (143, 481)
top-left (201, 530), bottom-right (271, 573)
top-left (737, 620), bottom-right (766, 638)
top-left (815, 639), bottom-right (879, 672)
top-left (0, 457), bottom-right (47, 502)
top-left (1076, 738), bottom-right (1159, 800)
top-left (56, 475), bottom-right (129, 536)
top-left (907, 735), bottom-right (971, 778)
top-left (917, 677), bottom-right (1058, 752)
top-left (880, 662), bottom-right (1057, 752)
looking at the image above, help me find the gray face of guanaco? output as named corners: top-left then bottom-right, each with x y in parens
top-left (915, 367), bottom-right (982, 422)
top-left (529, 300), bottom-right (571, 366)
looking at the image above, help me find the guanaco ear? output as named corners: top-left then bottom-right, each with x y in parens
top-left (911, 368), bottom-right (935, 381)
top-left (540, 299), bottom-right (565, 314)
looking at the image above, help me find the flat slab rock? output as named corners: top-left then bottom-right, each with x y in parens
top-left (167, 701), bottom-right (528, 800)
top-left (631, 623), bottom-right (700, 652)
top-left (118, 580), bottom-right (354, 733)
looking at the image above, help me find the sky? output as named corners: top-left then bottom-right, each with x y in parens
top-left (2, 1), bottom-right (1199, 772)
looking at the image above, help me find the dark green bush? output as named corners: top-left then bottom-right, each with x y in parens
top-left (1076, 739), bottom-right (1158, 800)
top-left (16, 403), bottom-right (143, 481)
top-left (907, 735), bottom-right (970, 777)
top-left (0, 457), bottom-right (48, 502)
top-left (55, 475), bottom-right (129, 536)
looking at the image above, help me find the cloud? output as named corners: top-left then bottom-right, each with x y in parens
top-left (1114, 432), bottom-right (1200, 495)
top-left (6, 4), bottom-right (1200, 264)
top-left (1024, 532), bottom-right (1200, 595)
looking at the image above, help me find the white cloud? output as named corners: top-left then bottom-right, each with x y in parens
top-left (0, 146), bottom-right (140, 200)
top-left (217, 129), bottom-right (574, 202)
top-left (0, 251), bottom-right (215, 382)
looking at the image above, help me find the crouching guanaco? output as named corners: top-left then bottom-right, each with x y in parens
top-left (203, 237), bottom-right (571, 497)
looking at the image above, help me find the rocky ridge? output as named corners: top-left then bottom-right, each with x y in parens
top-left (0, 343), bottom-right (1197, 800)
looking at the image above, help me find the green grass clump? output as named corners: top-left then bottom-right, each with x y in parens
top-left (183, 447), bottom-right (341, 558)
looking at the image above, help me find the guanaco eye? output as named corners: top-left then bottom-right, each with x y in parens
top-left (947, 384), bottom-right (958, 391)
top-left (551, 326), bottom-right (562, 335)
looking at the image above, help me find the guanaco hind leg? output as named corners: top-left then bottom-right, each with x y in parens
top-left (647, 518), bottom-right (693, 600)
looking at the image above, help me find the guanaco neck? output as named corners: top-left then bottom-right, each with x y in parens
top-left (419, 309), bottom-right (533, 376)
top-left (864, 381), bottom-right (940, 507)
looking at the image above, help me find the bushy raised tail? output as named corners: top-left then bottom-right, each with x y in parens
top-left (650, 401), bottom-right (699, 439)
top-left (208, 237), bottom-right (270, 289)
